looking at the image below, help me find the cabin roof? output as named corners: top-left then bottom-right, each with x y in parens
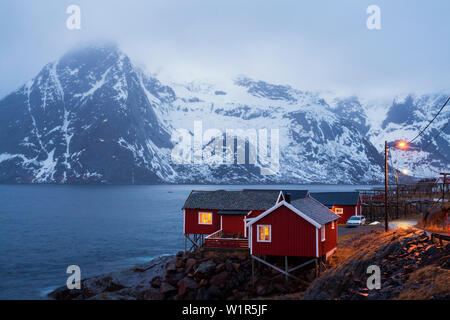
top-left (310, 192), bottom-right (360, 206)
top-left (243, 189), bottom-right (309, 201)
top-left (282, 189), bottom-right (309, 201)
top-left (217, 210), bottom-right (249, 215)
top-left (182, 190), bottom-right (281, 211)
top-left (248, 197), bottom-right (339, 228)
top-left (290, 197), bottom-right (340, 225)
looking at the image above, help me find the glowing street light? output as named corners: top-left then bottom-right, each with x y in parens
top-left (397, 140), bottom-right (408, 149)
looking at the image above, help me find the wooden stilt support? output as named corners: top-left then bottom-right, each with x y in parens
top-left (251, 255), bottom-right (302, 282)
top-left (272, 258), bottom-right (316, 281)
top-left (315, 258), bottom-right (318, 278)
top-left (284, 256), bottom-right (288, 282)
top-left (251, 257), bottom-right (255, 286)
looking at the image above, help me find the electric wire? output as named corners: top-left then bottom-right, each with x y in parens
top-left (407, 97), bottom-right (449, 144)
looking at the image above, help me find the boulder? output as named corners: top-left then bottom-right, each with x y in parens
top-left (185, 258), bottom-right (196, 272)
top-left (166, 262), bottom-right (177, 272)
top-left (160, 282), bottom-right (177, 295)
top-left (195, 261), bottom-right (216, 275)
top-left (150, 276), bottom-right (161, 288)
top-left (177, 276), bottom-right (199, 296)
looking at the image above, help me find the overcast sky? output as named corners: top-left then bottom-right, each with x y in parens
top-left (1, 0), bottom-right (449, 99)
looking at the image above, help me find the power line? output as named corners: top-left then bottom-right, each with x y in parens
top-left (421, 119), bottom-right (450, 151)
top-left (408, 96), bottom-right (450, 144)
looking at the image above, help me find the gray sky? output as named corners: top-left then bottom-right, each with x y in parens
top-left (1, 0), bottom-right (449, 99)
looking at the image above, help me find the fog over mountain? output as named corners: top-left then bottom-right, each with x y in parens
top-left (0, 44), bottom-right (448, 184)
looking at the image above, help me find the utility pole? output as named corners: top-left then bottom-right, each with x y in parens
top-left (385, 141), bottom-right (389, 232)
top-left (396, 171), bottom-right (399, 219)
top-left (440, 172), bottom-right (448, 203)
top-left (441, 173), bottom-right (449, 231)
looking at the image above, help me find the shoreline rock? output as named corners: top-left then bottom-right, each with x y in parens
top-left (48, 255), bottom-right (175, 300)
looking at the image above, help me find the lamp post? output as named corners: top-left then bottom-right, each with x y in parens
top-left (385, 141), bottom-right (388, 232)
top-left (395, 170), bottom-right (399, 220)
top-left (384, 140), bottom-right (408, 232)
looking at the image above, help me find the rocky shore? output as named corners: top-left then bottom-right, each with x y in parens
top-left (49, 249), bottom-right (315, 300)
top-left (49, 228), bottom-right (449, 300)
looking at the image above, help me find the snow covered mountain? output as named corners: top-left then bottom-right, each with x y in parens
top-left (0, 44), bottom-right (176, 183)
top-left (0, 44), bottom-right (447, 184)
top-left (367, 94), bottom-right (450, 179)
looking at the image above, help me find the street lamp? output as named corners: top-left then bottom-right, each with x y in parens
top-left (384, 140), bottom-right (409, 232)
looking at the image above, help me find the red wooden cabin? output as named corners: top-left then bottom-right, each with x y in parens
top-left (182, 190), bottom-right (284, 249)
top-left (182, 189), bottom-right (340, 261)
top-left (310, 192), bottom-right (361, 224)
top-left (182, 189), bottom-right (311, 248)
top-left (247, 198), bottom-right (339, 260)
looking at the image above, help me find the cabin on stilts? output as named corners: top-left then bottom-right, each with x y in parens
top-left (181, 189), bottom-right (340, 280)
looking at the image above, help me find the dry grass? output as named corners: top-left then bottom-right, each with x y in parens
top-left (303, 227), bottom-right (449, 300)
top-left (397, 265), bottom-right (450, 300)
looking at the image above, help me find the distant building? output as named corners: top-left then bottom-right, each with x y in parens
top-left (309, 192), bottom-right (361, 224)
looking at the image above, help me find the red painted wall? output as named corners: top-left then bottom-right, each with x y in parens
top-left (221, 215), bottom-right (245, 236)
top-left (184, 209), bottom-right (221, 235)
top-left (250, 206), bottom-right (317, 257)
top-left (317, 221), bottom-right (337, 257)
top-left (247, 210), bottom-right (265, 218)
top-left (332, 204), bottom-right (359, 224)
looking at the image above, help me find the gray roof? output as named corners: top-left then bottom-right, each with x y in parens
top-left (218, 210), bottom-right (249, 215)
top-left (291, 197), bottom-right (340, 225)
top-left (182, 190), bottom-right (281, 211)
top-left (282, 190), bottom-right (309, 201)
top-left (310, 192), bottom-right (360, 206)
top-left (243, 189), bottom-right (309, 201)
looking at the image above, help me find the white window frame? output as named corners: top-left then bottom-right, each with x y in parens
top-left (334, 207), bottom-right (343, 215)
top-left (198, 212), bottom-right (213, 225)
top-left (256, 225), bottom-right (271, 242)
top-left (321, 226), bottom-right (326, 242)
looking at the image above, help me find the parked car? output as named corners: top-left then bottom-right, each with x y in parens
top-left (346, 215), bottom-right (366, 227)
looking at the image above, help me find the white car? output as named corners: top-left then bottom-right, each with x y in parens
top-left (346, 215), bottom-right (366, 227)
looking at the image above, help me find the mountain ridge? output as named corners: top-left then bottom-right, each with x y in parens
top-left (0, 44), bottom-right (448, 184)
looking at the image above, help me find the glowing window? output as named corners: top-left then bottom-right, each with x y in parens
top-left (331, 221), bottom-right (335, 230)
top-left (257, 225), bottom-right (271, 242)
top-left (198, 212), bottom-right (212, 225)
top-left (335, 208), bottom-right (343, 215)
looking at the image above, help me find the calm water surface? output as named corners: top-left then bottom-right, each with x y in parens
top-left (0, 184), bottom-right (378, 299)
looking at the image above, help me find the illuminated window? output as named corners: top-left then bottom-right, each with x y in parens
top-left (198, 212), bottom-right (212, 225)
top-left (331, 221), bottom-right (335, 230)
top-left (257, 225), bottom-right (271, 242)
top-left (335, 208), bottom-right (343, 215)
top-left (321, 227), bottom-right (326, 242)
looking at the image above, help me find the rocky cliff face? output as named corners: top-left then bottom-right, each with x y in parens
top-left (0, 43), bottom-right (448, 184)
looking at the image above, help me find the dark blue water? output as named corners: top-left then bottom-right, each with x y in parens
top-left (0, 184), bottom-right (377, 299)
